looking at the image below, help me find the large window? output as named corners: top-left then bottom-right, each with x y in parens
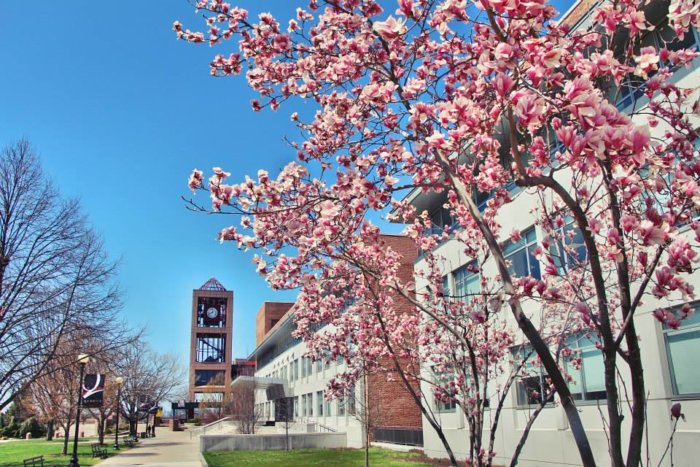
top-left (306, 358), bottom-right (314, 377)
top-left (453, 262), bottom-right (480, 303)
top-left (617, 23), bottom-right (698, 109)
top-left (514, 347), bottom-right (552, 407)
top-left (195, 334), bottom-right (226, 363)
top-left (664, 307), bottom-right (700, 396)
top-left (428, 205), bottom-right (454, 234)
top-left (194, 392), bottom-right (223, 403)
top-left (504, 228), bottom-right (541, 280)
top-left (431, 368), bottom-right (457, 412)
top-left (564, 335), bottom-right (606, 401)
top-left (347, 389), bottom-right (356, 416)
top-left (317, 391), bottom-right (324, 416)
top-left (324, 397), bottom-right (332, 417)
top-left (194, 369), bottom-right (225, 387)
top-left (550, 216), bottom-right (587, 273)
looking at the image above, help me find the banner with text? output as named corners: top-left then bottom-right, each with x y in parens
top-left (82, 374), bottom-right (105, 408)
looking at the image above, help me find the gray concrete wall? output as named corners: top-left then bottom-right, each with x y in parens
top-left (200, 432), bottom-right (347, 452)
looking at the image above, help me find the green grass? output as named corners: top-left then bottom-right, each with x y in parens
top-left (204, 447), bottom-right (431, 467)
top-left (0, 437), bottom-right (130, 466)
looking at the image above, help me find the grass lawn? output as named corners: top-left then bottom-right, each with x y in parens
top-left (204, 447), bottom-right (433, 466)
top-left (0, 437), bottom-right (129, 466)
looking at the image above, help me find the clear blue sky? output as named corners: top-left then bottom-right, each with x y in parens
top-left (0, 1), bottom-right (311, 363)
top-left (0, 1), bottom-right (574, 366)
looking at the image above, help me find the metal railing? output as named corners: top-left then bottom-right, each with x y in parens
top-left (316, 423), bottom-right (337, 433)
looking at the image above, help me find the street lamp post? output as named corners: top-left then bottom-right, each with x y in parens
top-left (113, 377), bottom-right (123, 450)
top-left (68, 354), bottom-right (90, 467)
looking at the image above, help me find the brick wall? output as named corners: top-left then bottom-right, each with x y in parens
top-left (366, 235), bottom-right (423, 430)
top-left (558, 0), bottom-right (599, 28)
top-left (255, 302), bottom-right (294, 346)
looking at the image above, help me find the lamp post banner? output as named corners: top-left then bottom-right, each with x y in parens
top-left (82, 374), bottom-right (105, 408)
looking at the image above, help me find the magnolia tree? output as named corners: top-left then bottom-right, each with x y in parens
top-left (177, 0), bottom-right (700, 466)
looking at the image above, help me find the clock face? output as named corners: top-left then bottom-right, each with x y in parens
top-left (206, 307), bottom-right (219, 319)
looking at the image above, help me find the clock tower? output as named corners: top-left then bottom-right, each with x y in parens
top-left (188, 278), bottom-right (234, 404)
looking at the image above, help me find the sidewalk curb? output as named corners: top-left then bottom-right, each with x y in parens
top-left (198, 451), bottom-right (208, 467)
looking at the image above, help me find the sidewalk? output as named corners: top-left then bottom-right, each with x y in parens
top-left (99, 425), bottom-right (202, 467)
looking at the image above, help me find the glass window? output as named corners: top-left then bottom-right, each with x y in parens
top-left (550, 216), bottom-right (587, 273)
top-left (347, 389), bottom-right (356, 416)
top-left (617, 24), bottom-right (698, 109)
top-left (317, 391), bottom-right (324, 416)
top-left (294, 396), bottom-right (299, 418)
top-left (514, 347), bottom-right (552, 407)
top-left (432, 369), bottom-right (457, 412)
top-left (428, 205), bottom-right (454, 233)
top-left (324, 398), bottom-right (332, 417)
top-left (435, 393), bottom-right (456, 412)
top-left (504, 227), bottom-right (541, 279)
top-left (195, 334), bottom-right (226, 363)
top-left (316, 359), bottom-right (323, 373)
top-left (475, 189), bottom-right (492, 212)
top-left (194, 392), bottom-right (223, 403)
top-left (454, 262), bottom-right (480, 303)
top-left (664, 308), bottom-right (700, 396)
top-left (194, 369), bottom-right (225, 387)
top-left (564, 335), bottom-right (606, 401)
top-left (338, 399), bottom-right (345, 416)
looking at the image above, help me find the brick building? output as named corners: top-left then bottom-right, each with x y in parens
top-left (238, 234), bottom-right (423, 448)
top-left (255, 302), bottom-right (294, 346)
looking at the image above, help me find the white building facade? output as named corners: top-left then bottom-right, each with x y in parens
top-left (246, 310), bottom-right (367, 447)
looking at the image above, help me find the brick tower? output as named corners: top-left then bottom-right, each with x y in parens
top-left (188, 278), bottom-right (233, 404)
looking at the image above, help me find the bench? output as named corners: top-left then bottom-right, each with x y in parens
top-left (23, 456), bottom-right (44, 467)
top-left (91, 443), bottom-right (108, 458)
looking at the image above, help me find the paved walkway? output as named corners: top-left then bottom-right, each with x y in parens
top-left (99, 425), bottom-right (202, 467)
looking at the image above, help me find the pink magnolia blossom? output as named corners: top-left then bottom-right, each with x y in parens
top-left (176, 1), bottom-right (700, 465)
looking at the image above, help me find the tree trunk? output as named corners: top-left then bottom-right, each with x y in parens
top-left (62, 422), bottom-right (70, 455)
top-left (624, 323), bottom-right (647, 467)
top-left (443, 170), bottom-right (596, 467)
top-left (46, 419), bottom-right (54, 441)
top-left (98, 414), bottom-right (106, 445)
top-left (364, 430), bottom-right (370, 467)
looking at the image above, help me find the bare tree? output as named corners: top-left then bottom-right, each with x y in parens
top-left (198, 374), bottom-right (228, 424)
top-left (0, 139), bottom-right (131, 411)
top-left (118, 341), bottom-right (185, 437)
top-left (227, 379), bottom-right (261, 434)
